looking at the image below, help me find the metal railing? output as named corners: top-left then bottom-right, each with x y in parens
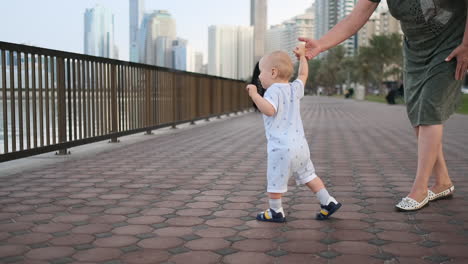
top-left (0, 41), bottom-right (251, 162)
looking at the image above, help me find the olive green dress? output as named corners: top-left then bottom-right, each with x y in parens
top-left (370, 0), bottom-right (466, 126)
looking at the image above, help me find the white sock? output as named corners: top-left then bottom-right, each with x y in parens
top-left (316, 188), bottom-right (336, 205)
top-left (269, 198), bottom-right (282, 211)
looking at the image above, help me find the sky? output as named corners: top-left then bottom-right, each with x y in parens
top-left (0, 0), bottom-right (316, 62)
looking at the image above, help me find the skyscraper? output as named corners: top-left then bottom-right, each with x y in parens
top-left (208, 25), bottom-right (238, 78)
top-left (208, 25), bottom-right (253, 80)
top-left (172, 38), bottom-right (194, 72)
top-left (251, 0), bottom-right (267, 64)
top-left (139, 10), bottom-right (176, 66)
top-left (129, 0), bottom-right (144, 63)
top-left (339, 0), bottom-right (357, 57)
top-left (315, 0), bottom-right (357, 57)
top-left (193, 52), bottom-right (204, 74)
top-left (237, 26), bottom-right (254, 80)
top-left (266, 6), bottom-right (314, 62)
top-left (358, 8), bottom-right (402, 48)
top-left (84, 5), bottom-right (117, 59)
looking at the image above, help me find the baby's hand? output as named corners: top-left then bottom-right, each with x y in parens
top-left (293, 44), bottom-right (306, 59)
top-left (246, 84), bottom-right (258, 97)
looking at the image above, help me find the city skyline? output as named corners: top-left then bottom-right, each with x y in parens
top-left (0, 0), bottom-right (314, 63)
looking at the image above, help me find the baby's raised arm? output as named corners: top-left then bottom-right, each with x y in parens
top-left (294, 44), bottom-right (308, 85)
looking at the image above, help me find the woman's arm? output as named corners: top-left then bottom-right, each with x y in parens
top-left (299, 0), bottom-right (379, 59)
top-left (446, 1), bottom-right (468, 80)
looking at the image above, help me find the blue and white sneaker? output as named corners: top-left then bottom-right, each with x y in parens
top-left (316, 197), bottom-right (341, 220)
top-left (256, 208), bottom-right (286, 223)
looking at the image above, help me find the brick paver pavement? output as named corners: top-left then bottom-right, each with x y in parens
top-left (1, 96), bottom-right (468, 264)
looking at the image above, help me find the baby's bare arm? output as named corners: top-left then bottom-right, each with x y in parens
top-left (294, 45), bottom-right (308, 84)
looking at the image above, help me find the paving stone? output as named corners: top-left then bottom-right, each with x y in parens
top-left (418, 240), bottom-right (441, 248)
top-left (424, 255), bottom-right (451, 263)
top-left (266, 249), bottom-right (288, 257)
top-left (50, 257), bottom-right (74, 264)
top-left (96, 232), bottom-right (113, 238)
top-left (365, 227), bottom-right (384, 234)
top-left (151, 223), bottom-right (169, 229)
top-left (215, 248), bottom-right (238, 256)
top-left (272, 237), bottom-right (288, 243)
top-left (320, 237), bottom-right (339, 245)
top-left (168, 246), bottom-right (190, 255)
top-left (180, 234), bottom-right (201, 241)
top-left (233, 225), bottom-right (250, 231)
top-left (121, 245), bottom-right (140, 253)
top-left (74, 244), bottom-right (94, 251)
top-left (372, 252), bottom-right (396, 261)
top-left (136, 233), bottom-right (155, 239)
top-left (361, 218), bottom-right (379, 224)
top-left (318, 250), bottom-right (341, 259)
top-left (368, 238), bottom-right (389, 246)
top-left (0, 256), bottom-right (24, 263)
top-left (225, 236), bottom-right (247, 242)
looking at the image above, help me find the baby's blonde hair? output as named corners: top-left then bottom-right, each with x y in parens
top-left (265, 51), bottom-right (294, 80)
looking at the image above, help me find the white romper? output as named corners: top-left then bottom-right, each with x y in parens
top-left (263, 79), bottom-right (317, 193)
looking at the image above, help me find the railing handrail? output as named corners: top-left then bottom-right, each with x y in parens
top-left (0, 41), bottom-right (244, 82)
top-left (0, 41), bottom-right (251, 162)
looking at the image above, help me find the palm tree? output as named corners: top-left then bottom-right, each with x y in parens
top-left (367, 34), bottom-right (403, 95)
top-left (317, 46), bottom-right (346, 95)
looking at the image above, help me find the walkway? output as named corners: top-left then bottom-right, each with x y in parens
top-left (1, 97), bottom-right (468, 264)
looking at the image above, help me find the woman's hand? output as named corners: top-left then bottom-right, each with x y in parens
top-left (298, 37), bottom-right (324, 60)
top-left (446, 43), bottom-right (468, 80)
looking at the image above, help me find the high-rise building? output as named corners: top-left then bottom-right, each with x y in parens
top-left (172, 38), bottom-right (194, 72)
top-left (129, 0), bottom-right (144, 63)
top-left (358, 7), bottom-right (402, 48)
top-left (266, 5), bottom-right (314, 62)
top-left (194, 52), bottom-right (204, 74)
top-left (156, 36), bottom-right (174, 68)
top-left (139, 10), bottom-right (176, 66)
top-left (251, 0), bottom-right (267, 64)
top-left (208, 25), bottom-right (238, 78)
top-left (237, 26), bottom-right (254, 80)
top-left (339, 0), bottom-right (357, 56)
top-left (266, 24), bottom-right (284, 55)
top-left (208, 25), bottom-right (253, 80)
top-left (315, 0), bottom-right (357, 57)
top-left (358, 13), bottom-right (379, 47)
top-left (84, 5), bottom-right (117, 59)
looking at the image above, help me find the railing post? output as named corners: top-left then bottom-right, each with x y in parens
top-left (190, 77), bottom-right (196, 125)
top-left (145, 68), bottom-right (153, 135)
top-left (218, 79), bottom-right (223, 119)
top-left (110, 64), bottom-right (119, 143)
top-left (172, 72), bottom-right (177, 129)
top-left (56, 57), bottom-right (68, 155)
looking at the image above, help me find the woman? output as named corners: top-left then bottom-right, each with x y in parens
top-left (299, 0), bottom-right (468, 211)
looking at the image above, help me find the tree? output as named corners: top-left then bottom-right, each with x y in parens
top-left (366, 34), bottom-right (403, 95)
top-left (316, 46), bottom-right (346, 95)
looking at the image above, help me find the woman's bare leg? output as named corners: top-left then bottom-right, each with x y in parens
top-left (408, 125), bottom-right (443, 202)
top-left (413, 126), bottom-right (453, 194)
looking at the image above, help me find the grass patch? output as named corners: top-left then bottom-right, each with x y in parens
top-left (363, 94), bottom-right (468, 115)
top-left (364, 95), bottom-right (388, 104)
top-left (457, 94), bottom-right (468, 115)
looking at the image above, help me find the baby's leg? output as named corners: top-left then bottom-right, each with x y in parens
top-left (268, 192), bottom-right (283, 212)
top-left (305, 177), bottom-right (325, 193)
top-left (295, 160), bottom-right (341, 220)
top-left (260, 151), bottom-right (289, 221)
top-left (256, 192), bottom-right (286, 222)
